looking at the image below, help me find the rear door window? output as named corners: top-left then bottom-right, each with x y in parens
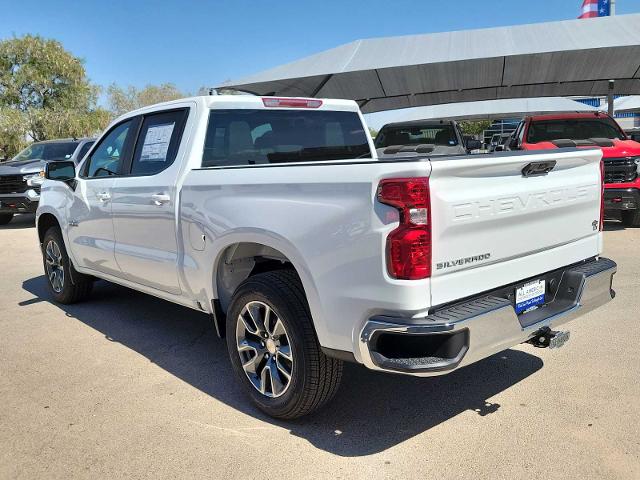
top-left (129, 109), bottom-right (188, 176)
top-left (202, 109), bottom-right (371, 167)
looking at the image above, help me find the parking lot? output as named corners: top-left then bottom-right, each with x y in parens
top-left (0, 214), bottom-right (638, 480)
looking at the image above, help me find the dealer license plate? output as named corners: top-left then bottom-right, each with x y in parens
top-left (515, 279), bottom-right (546, 314)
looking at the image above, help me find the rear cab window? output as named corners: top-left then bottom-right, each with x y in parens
top-left (202, 109), bottom-right (371, 167)
top-left (375, 124), bottom-right (458, 148)
top-left (527, 118), bottom-right (626, 143)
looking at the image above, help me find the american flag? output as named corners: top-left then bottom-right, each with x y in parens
top-left (578, 0), bottom-right (611, 18)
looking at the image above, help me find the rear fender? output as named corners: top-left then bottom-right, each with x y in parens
top-left (207, 229), bottom-right (328, 345)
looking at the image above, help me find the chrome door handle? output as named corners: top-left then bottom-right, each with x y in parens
top-left (96, 192), bottom-right (111, 202)
top-left (151, 193), bottom-right (171, 206)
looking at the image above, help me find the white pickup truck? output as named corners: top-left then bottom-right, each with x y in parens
top-left (36, 95), bottom-right (616, 419)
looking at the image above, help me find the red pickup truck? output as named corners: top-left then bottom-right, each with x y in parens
top-left (508, 113), bottom-right (640, 227)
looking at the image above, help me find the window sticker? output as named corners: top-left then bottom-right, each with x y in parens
top-left (140, 123), bottom-right (175, 162)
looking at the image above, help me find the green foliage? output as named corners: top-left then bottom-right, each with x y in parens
top-left (0, 107), bottom-right (27, 159)
top-left (107, 83), bottom-right (185, 117)
top-left (458, 120), bottom-right (492, 136)
top-left (368, 127), bottom-right (378, 139)
top-left (0, 35), bottom-right (110, 158)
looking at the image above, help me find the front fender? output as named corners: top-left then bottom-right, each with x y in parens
top-left (36, 182), bottom-right (77, 264)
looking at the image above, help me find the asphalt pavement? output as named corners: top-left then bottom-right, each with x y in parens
top-left (1, 214), bottom-right (638, 479)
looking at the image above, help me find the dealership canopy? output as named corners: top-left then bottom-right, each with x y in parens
top-left (364, 97), bottom-right (598, 129)
top-left (219, 14), bottom-right (640, 114)
top-left (612, 95), bottom-right (640, 113)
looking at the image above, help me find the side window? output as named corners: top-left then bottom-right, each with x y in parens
top-left (130, 109), bottom-right (188, 176)
top-left (85, 121), bottom-right (133, 178)
top-left (76, 141), bottom-right (94, 162)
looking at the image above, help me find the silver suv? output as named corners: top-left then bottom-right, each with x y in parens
top-left (0, 138), bottom-right (95, 225)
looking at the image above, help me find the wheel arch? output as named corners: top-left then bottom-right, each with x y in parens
top-left (37, 212), bottom-right (62, 244)
top-left (209, 233), bottom-right (325, 343)
top-left (36, 209), bottom-right (81, 271)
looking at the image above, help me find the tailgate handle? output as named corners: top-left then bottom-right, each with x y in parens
top-left (522, 161), bottom-right (556, 177)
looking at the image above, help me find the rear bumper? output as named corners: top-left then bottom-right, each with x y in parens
top-left (604, 188), bottom-right (640, 211)
top-left (0, 192), bottom-right (39, 214)
top-left (358, 257), bottom-right (616, 376)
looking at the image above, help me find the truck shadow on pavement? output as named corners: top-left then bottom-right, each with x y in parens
top-left (0, 214), bottom-right (35, 230)
top-left (22, 275), bottom-right (543, 457)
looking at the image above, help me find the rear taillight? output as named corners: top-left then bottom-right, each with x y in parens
top-left (262, 97), bottom-right (323, 108)
top-left (600, 159), bottom-right (605, 231)
top-left (377, 178), bottom-right (431, 280)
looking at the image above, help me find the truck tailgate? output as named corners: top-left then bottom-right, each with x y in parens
top-left (429, 149), bottom-right (603, 306)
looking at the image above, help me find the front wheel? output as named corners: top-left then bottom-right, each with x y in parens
top-left (621, 209), bottom-right (640, 228)
top-left (226, 270), bottom-right (343, 419)
top-left (42, 227), bottom-right (93, 304)
top-left (0, 213), bottom-right (13, 225)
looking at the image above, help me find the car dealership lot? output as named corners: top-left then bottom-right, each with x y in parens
top-left (0, 214), bottom-right (638, 480)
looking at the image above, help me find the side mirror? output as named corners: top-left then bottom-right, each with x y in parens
top-left (45, 161), bottom-right (76, 185)
top-left (466, 139), bottom-right (482, 151)
top-left (509, 137), bottom-right (520, 149)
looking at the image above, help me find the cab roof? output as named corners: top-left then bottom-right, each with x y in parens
top-left (118, 95), bottom-right (361, 121)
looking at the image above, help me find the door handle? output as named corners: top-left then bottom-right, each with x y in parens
top-left (151, 193), bottom-right (171, 206)
top-left (96, 192), bottom-right (111, 202)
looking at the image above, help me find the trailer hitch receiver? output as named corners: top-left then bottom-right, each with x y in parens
top-left (528, 327), bottom-right (570, 349)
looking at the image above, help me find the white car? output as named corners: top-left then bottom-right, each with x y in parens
top-left (36, 95), bottom-right (616, 418)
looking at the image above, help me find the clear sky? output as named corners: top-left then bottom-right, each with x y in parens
top-left (1, 0), bottom-right (639, 96)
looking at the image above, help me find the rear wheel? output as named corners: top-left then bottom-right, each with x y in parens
top-left (0, 213), bottom-right (13, 225)
top-left (226, 270), bottom-right (343, 419)
top-left (621, 209), bottom-right (640, 228)
top-left (42, 227), bottom-right (93, 304)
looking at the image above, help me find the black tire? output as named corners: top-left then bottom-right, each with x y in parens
top-left (621, 209), bottom-right (640, 228)
top-left (0, 213), bottom-right (13, 225)
top-left (226, 270), bottom-right (343, 419)
top-left (42, 227), bottom-right (93, 304)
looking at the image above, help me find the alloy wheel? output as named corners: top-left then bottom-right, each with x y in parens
top-left (235, 301), bottom-right (293, 398)
top-left (45, 240), bottom-right (64, 293)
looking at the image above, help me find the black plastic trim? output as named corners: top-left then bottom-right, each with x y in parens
top-left (211, 299), bottom-right (226, 338)
top-left (369, 329), bottom-right (469, 373)
top-left (320, 347), bottom-right (357, 363)
top-left (0, 196), bottom-right (38, 213)
top-left (604, 187), bottom-right (640, 211)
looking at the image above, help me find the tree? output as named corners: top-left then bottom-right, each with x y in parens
top-left (107, 83), bottom-right (185, 117)
top-left (458, 120), bottom-right (492, 137)
top-left (0, 35), bottom-right (110, 157)
top-left (0, 107), bottom-right (27, 159)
